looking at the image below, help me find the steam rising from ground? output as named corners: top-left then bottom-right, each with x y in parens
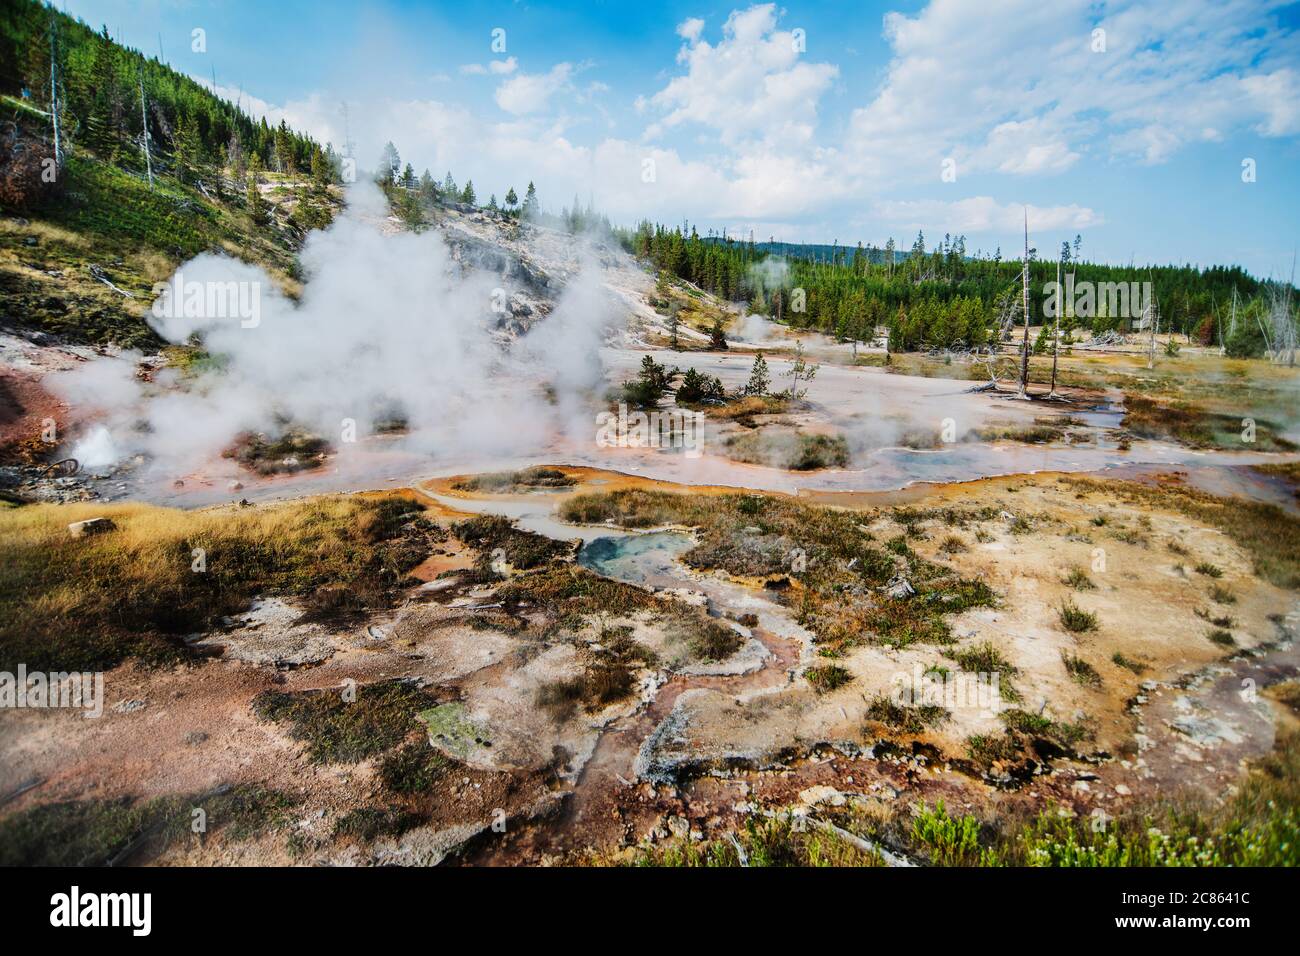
top-left (54, 182), bottom-right (618, 475)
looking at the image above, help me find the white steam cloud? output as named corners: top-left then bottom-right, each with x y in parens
top-left (54, 182), bottom-right (620, 476)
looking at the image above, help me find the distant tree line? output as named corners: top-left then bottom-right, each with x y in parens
top-left (620, 221), bottom-right (1288, 354)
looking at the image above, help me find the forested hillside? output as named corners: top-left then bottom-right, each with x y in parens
top-left (0, 0), bottom-right (342, 348)
top-left (622, 221), bottom-right (1282, 356)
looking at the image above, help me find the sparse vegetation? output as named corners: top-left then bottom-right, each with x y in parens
top-left (0, 494), bottom-right (435, 673)
top-left (865, 695), bottom-right (949, 733)
top-left (1058, 600), bottom-right (1099, 633)
top-left (453, 514), bottom-right (574, 571)
top-left (724, 429), bottom-right (850, 471)
top-left (1061, 651), bottom-right (1102, 686)
top-left (804, 664), bottom-right (853, 692)
top-left (223, 429), bottom-right (330, 476)
top-left (0, 785), bottom-right (296, 866)
top-left (1111, 652), bottom-right (1146, 674)
top-left (1210, 583), bottom-right (1236, 604)
top-left (939, 535), bottom-right (967, 554)
top-left (450, 467), bottom-right (576, 493)
top-left (252, 680), bottom-right (435, 764)
top-left (1063, 567), bottom-right (1095, 590)
top-left (1207, 629), bottom-right (1236, 647)
top-left (623, 811), bottom-right (884, 867)
top-left (1124, 394), bottom-right (1296, 452)
top-left (333, 806), bottom-right (425, 843)
top-left (379, 743), bottom-right (450, 795)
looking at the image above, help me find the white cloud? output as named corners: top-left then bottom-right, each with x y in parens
top-left (1242, 67), bottom-right (1300, 137)
top-left (646, 3), bottom-right (838, 149)
top-left (463, 58), bottom-right (519, 77)
top-left (846, 0), bottom-right (1300, 184)
top-left (495, 63), bottom-right (574, 115)
top-left (677, 17), bottom-right (705, 42)
top-left (873, 197), bottom-right (1102, 234)
top-left (195, 0), bottom-right (1299, 257)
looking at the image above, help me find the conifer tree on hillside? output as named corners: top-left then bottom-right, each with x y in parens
top-left (246, 174), bottom-right (269, 225)
top-left (82, 28), bottom-right (122, 161)
top-left (172, 112), bottom-right (204, 184)
top-left (419, 169), bottom-right (437, 204)
top-left (460, 179), bottom-right (476, 205)
top-left (0, 0), bottom-right (335, 204)
top-left (274, 120), bottom-right (295, 174)
top-left (310, 146), bottom-right (332, 186)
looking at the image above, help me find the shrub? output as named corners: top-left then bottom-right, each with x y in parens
top-left (1061, 651), bottom-right (1101, 686)
top-left (1058, 600), bottom-right (1098, 633)
top-left (804, 664), bottom-right (852, 693)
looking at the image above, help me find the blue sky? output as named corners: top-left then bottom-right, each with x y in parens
top-left (62, 0), bottom-right (1300, 277)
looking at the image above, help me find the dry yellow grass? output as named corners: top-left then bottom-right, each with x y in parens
top-left (0, 494), bottom-right (433, 673)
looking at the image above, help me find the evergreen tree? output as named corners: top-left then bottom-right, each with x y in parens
top-left (274, 120), bottom-right (295, 174)
top-left (743, 353), bottom-right (771, 396)
top-left (460, 179), bottom-right (476, 205)
top-left (419, 169), bottom-right (437, 204)
top-left (504, 186), bottom-right (518, 210)
top-left (310, 146), bottom-right (332, 186)
top-left (82, 28), bottom-right (122, 160)
top-left (246, 174), bottom-right (269, 225)
top-left (708, 317), bottom-right (728, 350)
top-left (172, 111), bottom-right (204, 184)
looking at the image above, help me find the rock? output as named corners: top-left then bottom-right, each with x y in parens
top-left (68, 517), bottom-right (116, 538)
top-left (665, 814), bottom-right (691, 839)
top-left (1114, 784), bottom-right (1131, 796)
top-left (113, 698), bottom-right (146, 714)
top-left (183, 731), bottom-right (209, 745)
top-left (798, 785), bottom-right (847, 808)
top-left (228, 480), bottom-right (244, 491)
top-left (885, 575), bottom-right (915, 600)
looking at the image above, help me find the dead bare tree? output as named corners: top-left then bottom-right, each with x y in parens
top-left (1263, 266), bottom-right (1297, 366)
top-left (1048, 255), bottom-right (1062, 397)
top-left (1015, 208), bottom-right (1033, 399)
